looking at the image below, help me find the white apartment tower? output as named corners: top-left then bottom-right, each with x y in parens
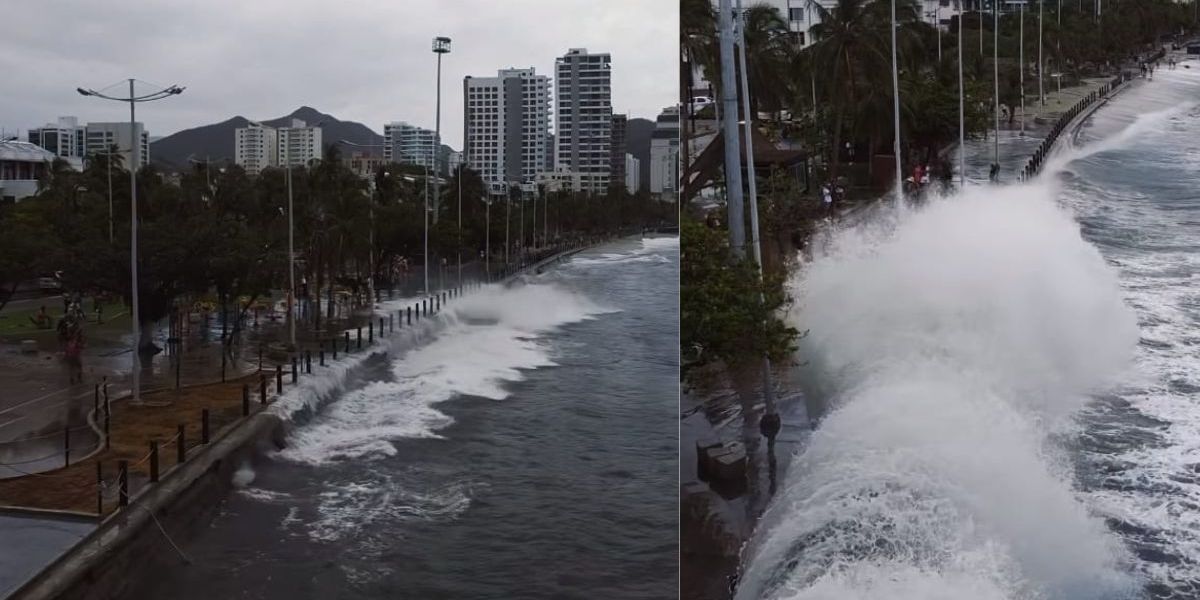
top-left (463, 67), bottom-right (551, 196)
top-left (234, 122), bottom-right (279, 176)
top-left (277, 119), bottom-right (323, 167)
top-left (555, 49), bottom-right (612, 193)
top-left (383, 122), bottom-right (438, 171)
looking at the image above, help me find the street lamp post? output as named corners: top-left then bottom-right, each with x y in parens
top-left (432, 36), bottom-right (451, 290)
top-left (77, 79), bottom-right (184, 405)
top-left (993, 0), bottom-right (1000, 173)
top-left (959, 0), bottom-right (966, 188)
top-left (1020, 1), bottom-right (1025, 137)
top-left (890, 0), bottom-right (903, 202)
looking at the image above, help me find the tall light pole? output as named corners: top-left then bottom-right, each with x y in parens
top-left (1020, 1), bottom-right (1026, 137)
top-left (993, 0), bottom-right (1000, 174)
top-left (457, 164), bottom-right (462, 285)
top-left (1040, 0), bottom-right (1046, 105)
top-left (890, 0), bottom-right (904, 202)
top-left (287, 163), bottom-right (296, 347)
top-left (718, 0), bottom-right (746, 257)
top-left (77, 80), bottom-right (184, 405)
top-left (432, 37), bottom-right (451, 292)
top-left (736, 0), bottom-right (778, 432)
top-left (959, 0), bottom-right (966, 188)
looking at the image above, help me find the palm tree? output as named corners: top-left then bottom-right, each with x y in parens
top-left (736, 3), bottom-right (794, 118)
top-left (807, 0), bottom-right (921, 178)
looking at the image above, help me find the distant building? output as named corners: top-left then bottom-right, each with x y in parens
top-left (343, 150), bottom-right (385, 179)
top-left (649, 106), bottom-right (680, 200)
top-left (610, 114), bottom-right (628, 192)
top-left (447, 150), bottom-right (463, 174)
top-left (555, 48), bottom-right (613, 193)
top-left (535, 167), bottom-right (584, 194)
top-left (277, 119), bottom-right (322, 168)
top-left (0, 140), bottom-right (56, 202)
top-left (383, 121), bottom-right (438, 171)
top-left (84, 122), bottom-right (149, 169)
top-left (234, 122), bottom-right (278, 176)
top-left (625, 153), bottom-right (640, 194)
top-left (464, 67), bottom-right (551, 197)
top-left (27, 117), bottom-right (85, 163)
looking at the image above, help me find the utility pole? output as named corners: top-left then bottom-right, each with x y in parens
top-left (959, 0), bottom-right (966, 188)
top-left (1040, 0), bottom-right (1046, 105)
top-left (718, 0), bottom-right (745, 256)
top-left (891, 0), bottom-right (904, 201)
top-left (993, 0), bottom-right (1000, 172)
top-left (736, 0), bottom-right (778, 434)
top-left (1020, 1), bottom-right (1025, 136)
top-left (287, 165), bottom-right (296, 348)
top-left (78, 80), bottom-right (184, 405)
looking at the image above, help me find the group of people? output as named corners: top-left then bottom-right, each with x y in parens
top-left (26, 292), bottom-right (104, 384)
top-left (904, 163), bottom-right (935, 193)
top-left (819, 181), bottom-right (846, 216)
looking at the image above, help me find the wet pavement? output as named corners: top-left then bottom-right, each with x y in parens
top-left (0, 514), bottom-right (94, 599)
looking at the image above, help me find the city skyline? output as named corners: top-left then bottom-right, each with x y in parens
top-left (0, 0), bottom-right (676, 148)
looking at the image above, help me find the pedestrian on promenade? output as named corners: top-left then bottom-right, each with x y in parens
top-left (989, 163), bottom-right (1000, 183)
top-left (821, 183), bottom-right (833, 215)
top-left (29, 305), bottom-right (51, 329)
top-left (92, 295), bottom-right (103, 324)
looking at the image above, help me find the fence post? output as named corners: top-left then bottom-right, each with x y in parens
top-left (332, 339), bottom-right (338, 360)
top-left (149, 441), bottom-right (159, 483)
top-left (64, 427), bottom-right (71, 468)
top-left (291, 356), bottom-right (298, 383)
top-left (96, 461), bottom-right (103, 516)
top-left (306, 350), bottom-right (312, 374)
top-left (320, 343), bottom-right (325, 366)
top-left (258, 346), bottom-right (263, 371)
top-left (261, 375), bottom-right (268, 404)
top-left (201, 409), bottom-right (210, 444)
top-left (389, 315), bottom-right (394, 332)
top-left (275, 365), bottom-right (282, 394)
top-left (357, 328), bottom-right (362, 350)
top-left (94, 384), bottom-right (100, 416)
top-left (177, 424), bottom-right (185, 465)
top-left (242, 384), bottom-right (250, 416)
top-left (118, 460), bottom-right (129, 507)
top-left (407, 306), bottom-right (412, 325)
top-left (369, 321), bottom-right (374, 344)
top-left (380, 317), bottom-right (385, 336)
top-left (345, 331), bottom-right (351, 353)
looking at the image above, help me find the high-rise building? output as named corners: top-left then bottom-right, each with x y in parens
top-left (649, 106), bottom-right (680, 200)
top-left (27, 117), bottom-right (85, 162)
top-left (234, 122), bottom-right (278, 176)
top-left (463, 67), bottom-right (551, 196)
top-left (277, 119), bottom-right (323, 168)
top-left (383, 121), bottom-right (438, 171)
top-left (555, 48), bottom-right (613, 193)
top-left (625, 153), bottom-right (640, 194)
top-left (610, 114), bottom-right (627, 192)
top-left (84, 122), bottom-right (149, 170)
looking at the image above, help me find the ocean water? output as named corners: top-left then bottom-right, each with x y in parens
top-left (737, 62), bottom-right (1200, 600)
top-left (138, 236), bottom-right (679, 599)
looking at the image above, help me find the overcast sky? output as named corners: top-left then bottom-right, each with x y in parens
top-left (1, 0), bottom-right (677, 148)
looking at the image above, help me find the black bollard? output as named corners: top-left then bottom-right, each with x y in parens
top-left (357, 328), bottom-right (362, 350)
top-left (369, 321), bottom-right (374, 344)
top-left (345, 331), bottom-right (351, 353)
top-left (118, 460), bottom-right (129, 507)
top-left (177, 424), bottom-right (186, 465)
top-left (291, 356), bottom-right (298, 383)
top-left (149, 441), bottom-right (161, 483)
top-left (407, 306), bottom-right (412, 325)
top-left (306, 350), bottom-right (312, 374)
top-left (201, 408), bottom-right (210, 444)
top-left (379, 317), bottom-right (384, 336)
top-left (260, 375), bottom-right (267, 404)
top-left (242, 384), bottom-right (250, 416)
top-left (276, 364), bottom-right (282, 394)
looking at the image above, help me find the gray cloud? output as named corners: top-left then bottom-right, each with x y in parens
top-left (1, 0), bottom-right (678, 148)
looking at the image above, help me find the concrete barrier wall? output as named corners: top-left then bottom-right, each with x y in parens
top-left (8, 412), bottom-right (283, 600)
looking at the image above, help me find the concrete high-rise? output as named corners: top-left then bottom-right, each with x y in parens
top-left (383, 121), bottom-right (438, 171)
top-left (555, 48), bottom-right (612, 193)
top-left (610, 113), bottom-right (627, 192)
top-left (234, 122), bottom-right (278, 176)
top-left (84, 122), bottom-right (149, 170)
top-left (27, 117), bottom-right (85, 163)
top-left (277, 119), bottom-right (322, 168)
top-left (463, 67), bottom-right (551, 196)
top-left (649, 106), bottom-right (679, 200)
